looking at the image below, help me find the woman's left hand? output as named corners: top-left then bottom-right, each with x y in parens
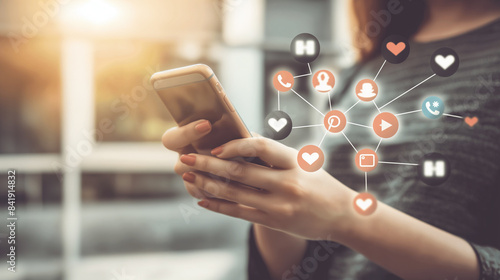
top-left (179, 136), bottom-right (356, 241)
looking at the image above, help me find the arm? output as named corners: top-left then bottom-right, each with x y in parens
top-left (338, 198), bottom-right (479, 280)
top-left (176, 137), bottom-right (485, 280)
top-left (252, 224), bottom-right (308, 280)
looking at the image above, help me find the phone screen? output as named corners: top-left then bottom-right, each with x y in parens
top-left (155, 75), bottom-right (246, 155)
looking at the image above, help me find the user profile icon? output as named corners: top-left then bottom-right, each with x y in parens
top-left (355, 79), bottom-right (378, 102)
top-left (312, 70), bottom-right (335, 93)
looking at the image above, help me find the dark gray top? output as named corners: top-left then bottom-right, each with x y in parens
top-left (248, 18), bottom-right (500, 280)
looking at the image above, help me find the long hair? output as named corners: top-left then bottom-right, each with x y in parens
top-left (349, 0), bottom-right (427, 62)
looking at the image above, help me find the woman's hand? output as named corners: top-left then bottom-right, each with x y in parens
top-left (177, 136), bottom-right (356, 241)
top-left (162, 119), bottom-right (213, 199)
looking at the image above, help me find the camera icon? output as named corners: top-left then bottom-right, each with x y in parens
top-left (359, 154), bottom-right (375, 168)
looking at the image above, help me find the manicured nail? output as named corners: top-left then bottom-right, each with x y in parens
top-left (195, 120), bottom-right (211, 133)
top-left (198, 200), bottom-right (209, 208)
top-left (182, 172), bottom-right (196, 183)
top-left (180, 154), bottom-right (196, 166)
top-left (211, 146), bottom-right (223, 156)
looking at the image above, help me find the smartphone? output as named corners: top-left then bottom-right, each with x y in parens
top-left (150, 64), bottom-right (253, 156)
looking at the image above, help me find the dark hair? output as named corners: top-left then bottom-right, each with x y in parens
top-left (349, 0), bottom-right (427, 62)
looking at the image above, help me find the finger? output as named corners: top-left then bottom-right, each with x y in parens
top-left (179, 153), bottom-right (280, 190)
top-left (182, 171), bottom-right (269, 209)
top-left (181, 177), bottom-right (207, 200)
top-left (198, 198), bottom-right (267, 225)
top-left (210, 137), bottom-right (296, 169)
top-left (174, 159), bottom-right (194, 176)
top-left (162, 119), bottom-right (212, 151)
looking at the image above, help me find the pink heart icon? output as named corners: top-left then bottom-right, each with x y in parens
top-left (465, 116), bottom-right (478, 127)
top-left (386, 42), bottom-right (406, 56)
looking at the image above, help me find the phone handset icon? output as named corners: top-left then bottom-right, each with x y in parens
top-left (425, 101), bottom-right (440, 115)
top-left (278, 74), bottom-right (292, 88)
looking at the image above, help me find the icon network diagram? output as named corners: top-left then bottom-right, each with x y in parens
top-left (267, 33), bottom-right (478, 216)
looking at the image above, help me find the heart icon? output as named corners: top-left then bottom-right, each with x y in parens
top-left (386, 42), bottom-right (406, 56)
top-left (465, 116), bottom-right (478, 127)
top-left (435, 54), bottom-right (455, 70)
top-left (301, 152), bottom-right (319, 165)
top-left (355, 198), bottom-right (373, 211)
top-left (268, 118), bottom-right (287, 132)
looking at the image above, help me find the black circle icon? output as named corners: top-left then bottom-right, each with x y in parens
top-left (418, 153), bottom-right (451, 186)
top-left (264, 110), bottom-right (293, 140)
top-left (430, 47), bottom-right (459, 77)
top-left (381, 35), bottom-right (410, 64)
top-left (290, 33), bottom-right (320, 63)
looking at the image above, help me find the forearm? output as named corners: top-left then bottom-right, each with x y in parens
top-left (337, 197), bottom-right (480, 280)
top-left (253, 224), bottom-right (308, 280)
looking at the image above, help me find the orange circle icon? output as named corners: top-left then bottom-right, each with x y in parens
top-left (355, 79), bottom-right (378, 102)
top-left (297, 145), bottom-right (324, 172)
top-left (353, 192), bottom-right (377, 216)
top-left (372, 112), bottom-right (399, 138)
top-left (312, 70), bottom-right (335, 93)
top-left (323, 110), bottom-right (346, 133)
top-left (273, 71), bottom-right (294, 92)
top-left (355, 148), bottom-right (378, 172)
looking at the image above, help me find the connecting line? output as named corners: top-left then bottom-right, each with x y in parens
top-left (375, 138), bottom-right (383, 153)
top-left (277, 90), bottom-right (280, 110)
top-left (372, 100), bottom-right (381, 113)
top-left (292, 124), bottom-right (323, 129)
top-left (365, 172), bottom-right (368, 192)
top-left (318, 130), bottom-right (328, 147)
top-left (291, 88), bottom-right (325, 117)
top-left (345, 100), bottom-right (360, 114)
top-left (342, 131), bottom-right (358, 153)
top-left (395, 109), bottom-right (422, 116)
top-left (293, 63), bottom-right (313, 78)
top-left (443, 113), bottom-right (464, 119)
top-left (378, 161), bottom-right (419, 166)
top-left (379, 74), bottom-right (436, 110)
top-left (373, 60), bottom-right (387, 81)
top-left (328, 92), bottom-right (332, 111)
top-left (347, 122), bottom-right (372, 129)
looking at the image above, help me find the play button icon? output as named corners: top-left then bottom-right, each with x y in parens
top-left (380, 119), bottom-right (392, 131)
top-left (373, 112), bottom-right (399, 138)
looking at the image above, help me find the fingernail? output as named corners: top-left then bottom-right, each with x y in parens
top-left (180, 154), bottom-right (196, 166)
top-left (182, 172), bottom-right (196, 183)
top-left (198, 200), bottom-right (209, 208)
top-left (195, 120), bottom-right (211, 133)
top-left (211, 146), bottom-right (223, 156)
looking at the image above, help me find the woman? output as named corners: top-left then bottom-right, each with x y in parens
top-left (163, 0), bottom-right (500, 279)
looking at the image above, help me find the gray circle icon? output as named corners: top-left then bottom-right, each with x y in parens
top-left (264, 110), bottom-right (292, 140)
top-left (290, 33), bottom-right (320, 63)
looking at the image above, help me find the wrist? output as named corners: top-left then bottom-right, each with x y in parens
top-left (326, 188), bottom-right (359, 243)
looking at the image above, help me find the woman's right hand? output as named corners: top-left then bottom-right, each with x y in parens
top-left (162, 119), bottom-right (212, 199)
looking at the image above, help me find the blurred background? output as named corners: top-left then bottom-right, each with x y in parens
top-left (0, 0), bottom-right (354, 279)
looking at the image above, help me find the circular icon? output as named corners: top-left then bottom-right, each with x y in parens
top-left (355, 148), bottom-right (378, 172)
top-left (381, 35), bottom-right (410, 64)
top-left (430, 47), bottom-right (459, 77)
top-left (290, 33), bottom-right (320, 63)
top-left (273, 71), bottom-right (294, 92)
top-left (373, 112), bottom-right (399, 138)
top-left (421, 96), bottom-right (445, 119)
top-left (353, 192), bottom-right (377, 216)
top-left (418, 153), bottom-right (451, 186)
top-left (265, 110), bottom-right (293, 140)
top-left (355, 79), bottom-right (378, 102)
top-left (297, 145), bottom-right (324, 172)
top-left (323, 110), bottom-right (347, 133)
top-left (312, 70), bottom-right (335, 93)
